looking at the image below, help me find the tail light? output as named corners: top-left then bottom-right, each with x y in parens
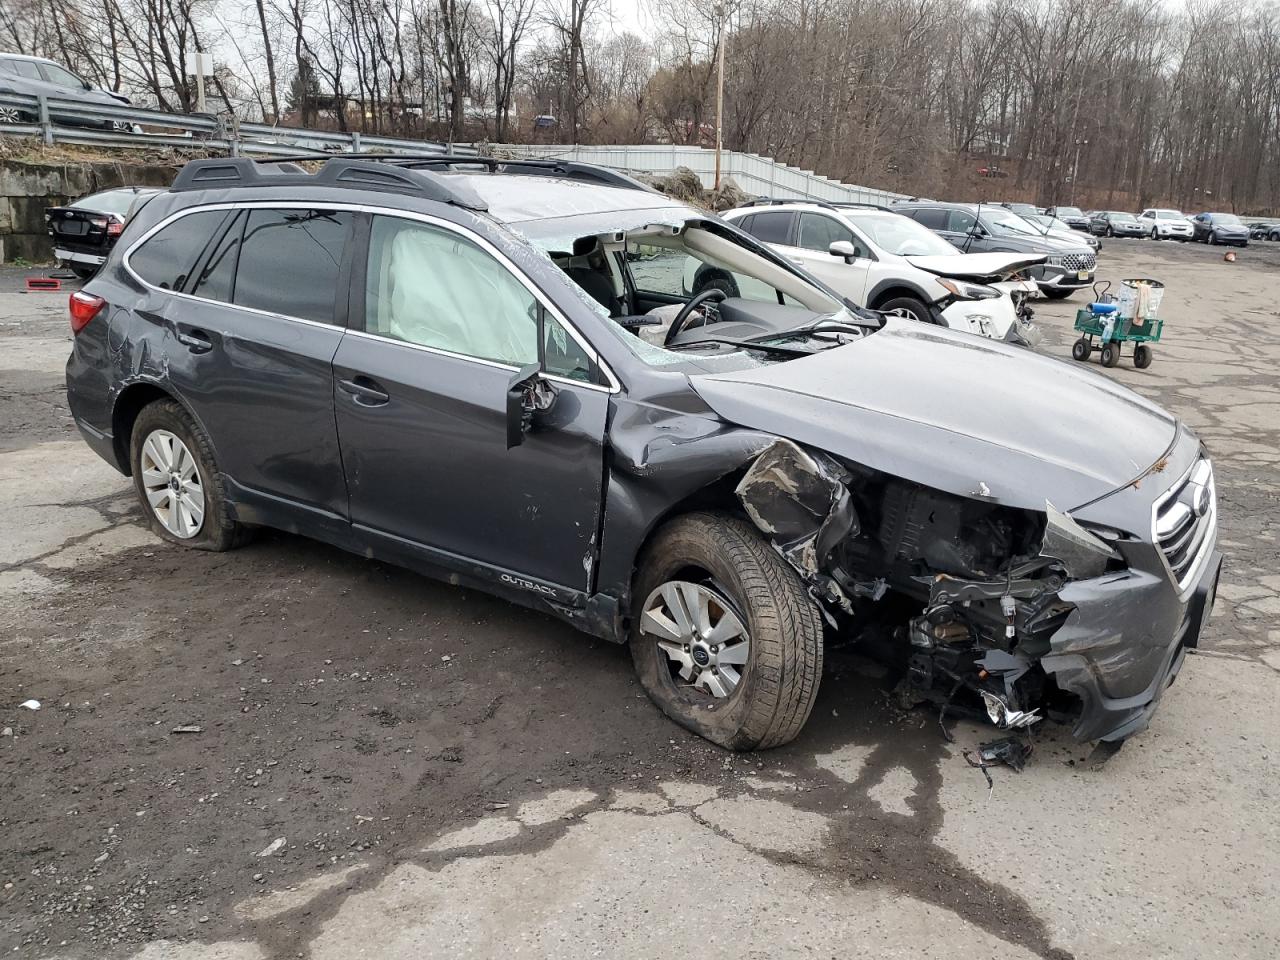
top-left (107, 219), bottom-right (124, 237)
top-left (69, 290), bottom-right (105, 334)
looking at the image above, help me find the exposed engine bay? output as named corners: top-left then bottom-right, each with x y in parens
top-left (736, 439), bottom-right (1121, 741)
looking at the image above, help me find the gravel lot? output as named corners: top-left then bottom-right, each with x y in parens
top-left (1, 238), bottom-right (1278, 960)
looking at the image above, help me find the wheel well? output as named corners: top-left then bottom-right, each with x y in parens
top-left (869, 285), bottom-right (928, 310)
top-left (111, 383), bottom-right (174, 475)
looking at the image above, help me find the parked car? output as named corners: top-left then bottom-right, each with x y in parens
top-left (1190, 212), bottom-right (1249, 246)
top-left (1089, 211), bottom-right (1148, 238)
top-left (712, 201), bottom-right (1043, 345)
top-left (1138, 208), bottom-right (1194, 240)
top-left (0, 53), bottom-right (133, 129)
top-left (66, 155), bottom-right (1220, 751)
top-left (46, 186), bottom-right (161, 279)
top-left (895, 200), bottom-right (1097, 299)
top-left (1042, 206), bottom-right (1090, 230)
top-left (994, 202), bottom-right (1040, 218)
top-left (1244, 220), bottom-right (1280, 240)
top-left (1019, 213), bottom-right (1102, 252)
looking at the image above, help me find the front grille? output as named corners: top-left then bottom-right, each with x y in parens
top-left (1153, 458), bottom-right (1216, 593)
top-left (1063, 252), bottom-right (1096, 272)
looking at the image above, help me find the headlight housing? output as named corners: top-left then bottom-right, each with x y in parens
top-left (937, 278), bottom-right (1001, 301)
top-left (1044, 255), bottom-right (1065, 266)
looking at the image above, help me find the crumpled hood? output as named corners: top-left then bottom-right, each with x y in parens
top-left (693, 317), bottom-right (1178, 512)
top-left (906, 252), bottom-right (1046, 281)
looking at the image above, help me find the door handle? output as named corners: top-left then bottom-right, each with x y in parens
top-left (177, 329), bottom-right (213, 353)
top-left (338, 376), bottom-right (390, 406)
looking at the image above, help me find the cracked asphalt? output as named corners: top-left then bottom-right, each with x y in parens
top-left (1, 240), bottom-right (1278, 960)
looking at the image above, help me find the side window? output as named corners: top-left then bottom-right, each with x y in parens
top-left (542, 318), bottom-right (594, 383)
top-left (190, 211), bottom-right (244, 303)
top-left (912, 208), bottom-right (949, 230)
top-left (734, 214), bottom-right (755, 233)
top-left (365, 215), bottom-right (541, 368)
top-left (7, 59), bottom-right (43, 80)
top-left (796, 213), bottom-right (855, 253)
top-left (128, 210), bottom-right (228, 290)
top-left (38, 63), bottom-right (83, 88)
top-left (949, 209), bottom-right (977, 233)
top-left (748, 211), bottom-right (794, 244)
top-left (234, 208), bottom-right (351, 324)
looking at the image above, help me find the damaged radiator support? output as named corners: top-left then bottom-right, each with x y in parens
top-left (735, 438), bottom-right (1123, 740)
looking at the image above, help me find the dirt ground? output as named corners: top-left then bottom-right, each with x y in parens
top-left (1, 238), bottom-right (1278, 960)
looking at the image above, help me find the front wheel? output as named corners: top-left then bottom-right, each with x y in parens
top-left (130, 399), bottom-right (248, 551)
top-left (1100, 341), bottom-right (1121, 368)
top-left (630, 512), bottom-right (823, 750)
top-left (1133, 344), bottom-right (1152, 369)
top-left (1071, 338), bottom-right (1092, 361)
top-left (876, 295), bottom-right (932, 324)
top-left (1043, 288), bottom-right (1075, 300)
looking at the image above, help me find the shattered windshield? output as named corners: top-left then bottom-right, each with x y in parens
top-left (515, 213), bottom-right (865, 372)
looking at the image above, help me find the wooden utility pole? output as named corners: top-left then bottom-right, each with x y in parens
top-left (714, 5), bottom-right (726, 189)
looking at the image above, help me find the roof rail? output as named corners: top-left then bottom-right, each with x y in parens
top-left (740, 196), bottom-right (840, 211)
top-left (385, 154), bottom-right (661, 194)
top-left (169, 156), bottom-right (489, 211)
top-left (827, 201), bottom-right (899, 214)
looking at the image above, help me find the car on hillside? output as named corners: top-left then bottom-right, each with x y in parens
top-left (1042, 206), bottom-right (1090, 230)
top-left (0, 53), bottom-right (133, 129)
top-left (895, 200), bottom-right (1097, 299)
top-left (708, 201), bottom-right (1043, 345)
top-left (1138, 208), bottom-right (1194, 240)
top-left (1089, 211), bottom-right (1147, 238)
top-left (46, 186), bottom-right (162, 279)
top-left (65, 155), bottom-right (1219, 753)
top-left (1190, 212), bottom-right (1250, 246)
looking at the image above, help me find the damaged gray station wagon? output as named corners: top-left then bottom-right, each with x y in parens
top-left (66, 156), bottom-right (1222, 751)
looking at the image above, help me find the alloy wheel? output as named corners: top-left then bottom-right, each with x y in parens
top-left (0, 107), bottom-right (22, 123)
top-left (139, 429), bottom-right (205, 538)
top-left (640, 580), bottom-right (750, 699)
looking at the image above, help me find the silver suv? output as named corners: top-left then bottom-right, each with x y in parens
top-left (0, 53), bottom-right (132, 129)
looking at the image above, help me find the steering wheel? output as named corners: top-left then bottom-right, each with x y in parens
top-left (665, 287), bottom-right (728, 346)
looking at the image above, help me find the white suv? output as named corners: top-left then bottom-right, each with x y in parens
top-left (714, 202), bottom-right (1044, 345)
top-left (1138, 208), bottom-right (1194, 240)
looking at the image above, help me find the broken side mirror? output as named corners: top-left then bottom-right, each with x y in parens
top-left (828, 240), bottom-right (857, 263)
top-left (505, 363), bottom-right (559, 449)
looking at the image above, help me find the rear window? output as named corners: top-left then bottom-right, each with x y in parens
top-left (1, 58), bottom-right (42, 80)
top-left (233, 208), bottom-right (352, 324)
top-left (908, 208), bottom-right (949, 230)
top-left (71, 189), bottom-right (142, 217)
top-left (128, 210), bottom-right (229, 291)
top-left (745, 211), bottom-right (794, 244)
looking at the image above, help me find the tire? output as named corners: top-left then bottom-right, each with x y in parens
top-left (876, 295), bottom-right (932, 324)
top-left (1100, 342), bottom-right (1121, 368)
top-left (630, 511), bottom-right (823, 751)
top-left (1071, 338), bottom-right (1092, 361)
top-left (1150, 228), bottom-right (1158, 240)
top-left (1208, 232), bottom-right (1217, 245)
top-left (1133, 344), bottom-right (1152, 369)
top-left (70, 264), bottom-right (97, 281)
top-left (691, 268), bottom-right (740, 299)
top-left (1043, 288), bottom-right (1075, 300)
top-left (0, 106), bottom-right (32, 123)
top-left (1105, 226), bottom-right (1114, 237)
top-left (130, 398), bottom-right (248, 552)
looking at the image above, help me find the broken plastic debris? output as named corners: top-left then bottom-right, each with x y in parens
top-left (257, 837), bottom-right (286, 857)
top-left (171, 725), bottom-right (203, 734)
top-left (963, 736), bottom-right (1033, 794)
top-left (19, 700), bottom-right (40, 711)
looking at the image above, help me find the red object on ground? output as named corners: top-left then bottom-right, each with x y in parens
top-left (26, 277), bottom-right (62, 291)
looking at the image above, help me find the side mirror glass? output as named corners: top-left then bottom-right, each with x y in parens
top-left (828, 240), bottom-right (857, 261)
top-left (968, 228), bottom-right (985, 239)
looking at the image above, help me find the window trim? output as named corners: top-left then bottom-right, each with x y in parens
top-left (122, 200), bottom-right (619, 394)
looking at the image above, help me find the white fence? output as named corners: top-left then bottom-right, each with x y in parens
top-left (492, 143), bottom-right (906, 206)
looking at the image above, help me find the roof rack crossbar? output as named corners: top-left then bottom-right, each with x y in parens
top-left (170, 156), bottom-right (489, 211)
top-left (386, 154), bottom-right (660, 194)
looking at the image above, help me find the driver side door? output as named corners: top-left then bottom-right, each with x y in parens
top-left (785, 212), bottom-right (871, 303)
top-left (333, 212), bottom-right (611, 594)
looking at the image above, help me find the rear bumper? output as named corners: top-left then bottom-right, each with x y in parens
top-left (54, 246), bottom-right (107, 266)
top-left (1042, 549), bottom-right (1222, 742)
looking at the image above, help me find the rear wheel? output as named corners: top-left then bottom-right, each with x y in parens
top-left (130, 399), bottom-right (248, 552)
top-left (1100, 341), bottom-right (1121, 368)
top-left (1133, 344), bottom-right (1153, 369)
top-left (630, 512), bottom-right (823, 750)
top-left (70, 265), bottom-right (97, 281)
top-left (877, 295), bottom-right (932, 324)
top-left (1071, 338), bottom-right (1092, 361)
top-left (0, 106), bottom-right (32, 123)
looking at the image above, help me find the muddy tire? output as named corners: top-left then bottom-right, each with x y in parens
top-left (630, 511), bottom-right (823, 750)
top-left (130, 399), bottom-right (248, 552)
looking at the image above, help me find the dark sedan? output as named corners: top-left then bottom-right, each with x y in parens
top-left (46, 186), bottom-right (161, 279)
top-left (1089, 211), bottom-right (1147, 238)
top-left (1190, 212), bottom-right (1249, 246)
top-left (0, 53), bottom-right (133, 129)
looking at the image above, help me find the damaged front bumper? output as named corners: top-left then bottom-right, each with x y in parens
top-left (735, 438), bottom-right (1221, 744)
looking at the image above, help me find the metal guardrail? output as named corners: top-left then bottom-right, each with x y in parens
top-left (0, 91), bottom-right (470, 157)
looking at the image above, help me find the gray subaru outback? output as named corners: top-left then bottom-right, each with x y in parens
top-left (65, 156), bottom-right (1221, 751)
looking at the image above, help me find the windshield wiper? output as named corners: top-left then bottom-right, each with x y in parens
top-left (750, 323), bottom-right (866, 344)
top-left (666, 335), bottom-right (816, 357)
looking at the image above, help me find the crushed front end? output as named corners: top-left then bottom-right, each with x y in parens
top-left (736, 437), bottom-right (1222, 743)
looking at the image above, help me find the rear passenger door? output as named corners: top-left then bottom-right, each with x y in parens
top-left (127, 204), bottom-right (354, 526)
